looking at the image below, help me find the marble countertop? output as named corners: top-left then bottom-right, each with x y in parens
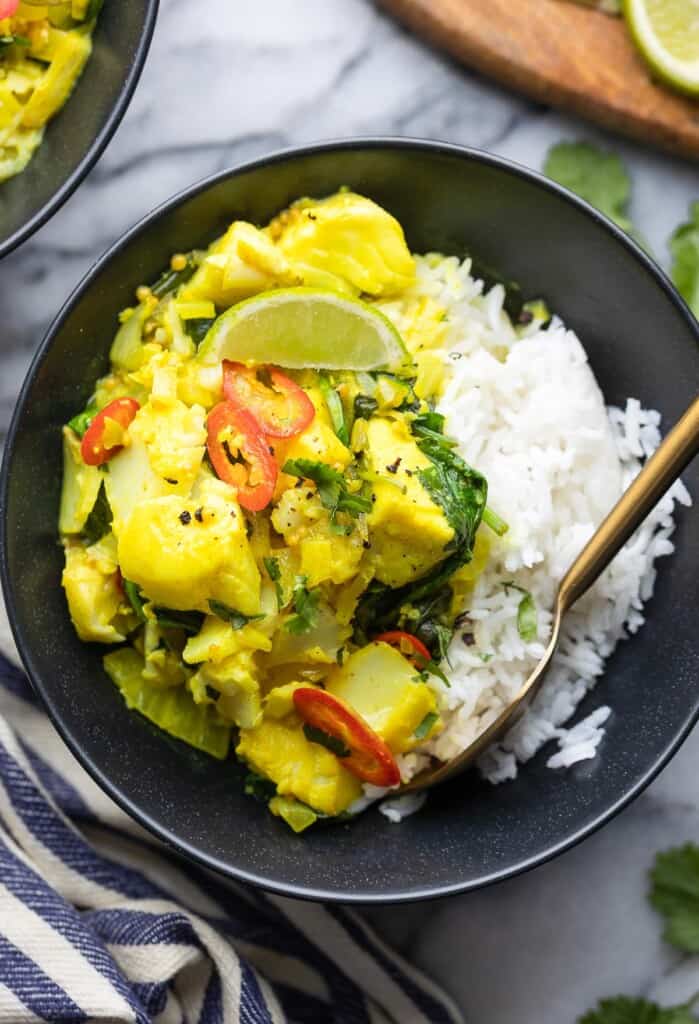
top-left (1, 1), bottom-right (697, 1020)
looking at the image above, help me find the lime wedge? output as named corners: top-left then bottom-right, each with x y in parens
top-left (624, 0), bottom-right (699, 95)
top-left (197, 287), bottom-right (409, 371)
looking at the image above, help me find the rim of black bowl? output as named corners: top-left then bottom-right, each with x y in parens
top-left (2, 138), bottom-right (698, 904)
top-left (0, 0), bottom-right (160, 260)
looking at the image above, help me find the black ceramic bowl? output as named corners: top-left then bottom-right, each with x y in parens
top-left (0, 0), bottom-right (158, 259)
top-left (2, 140), bottom-right (698, 903)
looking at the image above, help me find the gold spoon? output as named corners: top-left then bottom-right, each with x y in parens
top-left (402, 394), bottom-right (699, 794)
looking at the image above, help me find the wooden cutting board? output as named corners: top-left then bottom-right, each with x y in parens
top-left (378, 0), bottom-right (699, 161)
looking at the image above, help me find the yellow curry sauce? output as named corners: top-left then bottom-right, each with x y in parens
top-left (59, 192), bottom-right (495, 831)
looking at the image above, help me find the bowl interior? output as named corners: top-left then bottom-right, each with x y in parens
top-left (0, 0), bottom-right (157, 257)
top-left (2, 142), bottom-right (698, 902)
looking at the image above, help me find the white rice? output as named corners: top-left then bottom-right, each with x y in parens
top-left (372, 254), bottom-right (692, 810)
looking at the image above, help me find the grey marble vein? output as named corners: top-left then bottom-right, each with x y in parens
top-left (0, 1), bottom-right (697, 1020)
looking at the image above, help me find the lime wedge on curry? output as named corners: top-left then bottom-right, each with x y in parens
top-left (624, 0), bottom-right (699, 96)
top-left (197, 287), bottom-right (409, 371)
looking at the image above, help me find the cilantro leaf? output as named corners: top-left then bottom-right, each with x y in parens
top-left (263, 556), bottom-right (284, 610)
top-left (82, 482), bottom-right (113, 545)
top-left (415, 432), bottom-right (488, 556)
top-left (285, 576), bottom-right (321, 635)
top-left (578, 996), bottom-right (696, 1024)
top-left (185, 317), bottom-right (216, 347)
top-left (207, 600), bottom-right (264, 630)
top-left (669, 202), bottom-right (699, 319)
top-left (504, 583), bottom-right (538, 643)
top-left (282, 459), bottom-right (372, 518)
top-left (303, 723), bottom-right (351, 758)
top-left (650, 843), bottom-right (699, 952)
top-left (152, 608), bottom-right (204, 635)
top-left (544, 142), bottom-right (637, 237)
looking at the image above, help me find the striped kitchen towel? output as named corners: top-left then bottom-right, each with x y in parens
top-left (0, 632), bottom-right (462, 1024)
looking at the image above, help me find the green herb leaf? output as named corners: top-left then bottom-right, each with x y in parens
top-left (82, 482), bottom-right (113, 545)
top-left (207, 600), bottom-right (264, 630)
top-left (413, 711), bottom-right (439, 740)
top-left (422, 661), bottom-right (451, 687)
top-left (68, 404), bottom-right (98, 439)
top-left (303, 723), bottom-right (351, 758)
top-left (544, 142), bottom-right (636, 236)
top-left (650, 843), bottom-right (699, 953)
top-left (152, 608), bottom-right (205, 635)
top-left (353, 394), bottom-right (378, 420)
top-left (150, 252), bottom-right (198, 299)
top-left (282, 459), bottom-right (372, 519)
top-left (285, 576), bottom-right (321, 635)
top-left (517, 593), bottom-right (537, 643)
top-left (504, 583), bottom-right (538, 643)
top-left (263, 556), bottom-right (284, 610)
top-left (578, 996), bottom-right (696, 1024)
top-left (669, 201), bottom-right (699, 319)
top-left (185, 316), bottom-right (217, 347)
top-left (244, 770), bottom-right (277, 803)
top-left (319, 375), bottom-right (349, 445)
top-left (416, 619), bottom-right (453, 663)
top-left (415, 439), bottom-right (488, 557)
top-left (123, 579), bottom-right (146, 623)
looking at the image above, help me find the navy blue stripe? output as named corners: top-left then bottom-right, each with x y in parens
top-left (331, 907), bottom-right (458, 1024)
top-left (82, 818), bottom-right (365, 1020)
top-left (0, 653), bottom-right (36, 704)
top-left (0, 933), bottom-right (87, 1023)
top-left (200, 964), bottom-right (223, 1024)
top-left (85, 907), bottom-right (203, 949)
top-left (132, 980), bottom-right (168, 1018)
top-left (239, 959), bottom-right (274, 1024)
top-left (0, 838), bottom-right (149, 1024)
top-left (20, 741), bottom-right (95, 821)
top-left (0, 742), bottom-right (166, 901)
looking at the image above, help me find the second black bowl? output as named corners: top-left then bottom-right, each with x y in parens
top-left (2, 140), bottom-right (698, 902)
top-left (0, 0), bottom-right (158, 259)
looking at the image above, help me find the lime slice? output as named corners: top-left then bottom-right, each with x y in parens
top-left (197, 287), bottom-right (408, 371)
top-left (624, 0), bottom-right (699, 95)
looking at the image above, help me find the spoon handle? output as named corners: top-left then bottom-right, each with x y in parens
top-left (558, 395), bottom-right (699, 614)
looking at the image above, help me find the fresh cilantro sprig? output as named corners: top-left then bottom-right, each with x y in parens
top-left (282, 458), bottom-right (372, 520)
top-left (579, 996), bottom-right (697, 1024)
top-left (669, 202), bottom-right (699, 319)
top-left (576, 843), bottom-right (699, 1022)
top-left (544, 142), bottom-right (638, 238)
top-left (650, 843), bottom-right (699, 953)
top-left (285, 576), bottom-right (321, 635)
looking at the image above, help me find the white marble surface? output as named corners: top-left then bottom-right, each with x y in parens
top-left (0, 1), bottom-right (697, 1020)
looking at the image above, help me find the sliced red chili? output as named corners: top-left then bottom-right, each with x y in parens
top-left (375, 631), bottom-right (432, 667)
top-left (293, 687), bottom-right (401, 788)
top-left (206, 402), bottom-right (277, 511)
top-left (222, 361), bottom-right (315, 439)
top-left (80, 397), bottom-right (140, 466)
top-left (0, 0), bottom-right (20, 18)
